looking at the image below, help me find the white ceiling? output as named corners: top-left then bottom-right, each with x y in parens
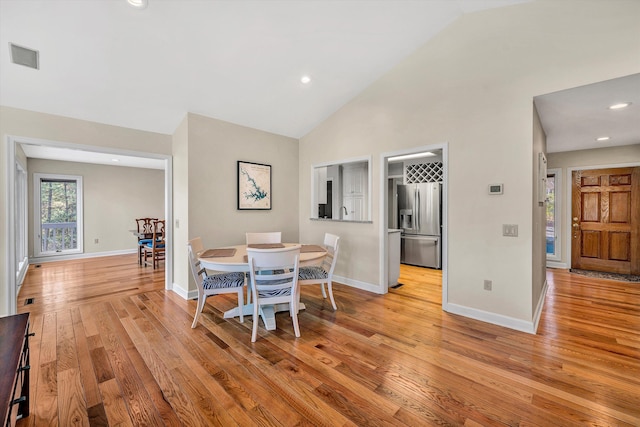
top-left (1, 0), bottom-right (637, 169)
top-left (0, 0), bottom-right (528, 139)
top-left (535, 73), bottom-right (640, 153)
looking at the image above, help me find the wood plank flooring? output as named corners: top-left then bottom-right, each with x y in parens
top-left (15, 255), bottom-right (640, 426)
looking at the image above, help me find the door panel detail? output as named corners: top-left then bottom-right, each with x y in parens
top-left (609, 232), bottom-right (630, 261)
top-left (581, 193), bottom-right (600, 222)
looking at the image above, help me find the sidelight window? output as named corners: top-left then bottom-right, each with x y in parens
top-left (546, 169), bottom-right (561, 261)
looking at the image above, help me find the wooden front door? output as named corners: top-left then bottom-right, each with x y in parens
top-left (571, 167), bottom-right (640, 275)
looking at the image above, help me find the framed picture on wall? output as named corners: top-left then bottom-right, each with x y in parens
top-left (237, 161), bottom-right (272, 210)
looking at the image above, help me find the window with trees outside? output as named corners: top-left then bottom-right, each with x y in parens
top-left (34, 173), bottom-right (83, 257)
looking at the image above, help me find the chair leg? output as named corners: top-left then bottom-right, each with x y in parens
top-left (237, 288), bottom-right (244, 323)
top-left (191, 295), bottom-right (207, 328)
top-left (290, 297), bottom-right (301, 338)
top-left (327, 280), bottom-right (337, 310)
top-left (320, 283), bottom-right (327, 298)
top-left (251, 302), bottom-right (259, 342)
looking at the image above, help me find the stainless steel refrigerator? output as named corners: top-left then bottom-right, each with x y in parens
top-left (398, 182), bottom-right (441, 268)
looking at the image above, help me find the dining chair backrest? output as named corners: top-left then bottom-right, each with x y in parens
top-left (247, 245), bottom-right (301, 342)
top-left (321, 233), bottom-right (340, 275)
top-left (136, 218), bottom-right (157, 236)
top-left (246, 232), bottom-right (282, 245)
top-left (152, 219), bottom-right (165, 245)
top-left (187, 237), bottom-right (206, 285)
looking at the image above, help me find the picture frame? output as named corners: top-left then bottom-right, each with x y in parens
top-left (237, 161), bottom-right (272, 210)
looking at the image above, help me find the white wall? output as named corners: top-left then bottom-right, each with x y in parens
top-left (27, 158), bottom-right (164, 257)
top-left (298, 0), bottom-right (640, 329)
top-left (532, 104), bottom-right (547, 319)
top-left (172, 113), bottom-right (300, 296)
top-left (172, 115), bottom-right (190, 297)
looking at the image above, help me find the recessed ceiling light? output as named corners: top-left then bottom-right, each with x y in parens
top-left (127, 0), bottom-right (148, 9)
top-left (609, 102), bottom-right (631, 110)
top-left (596, 136), bottom-right (611, 141)
top-left (301, 75), bottom-right (311, 84)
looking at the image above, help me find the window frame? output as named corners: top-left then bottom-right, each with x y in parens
top-left (545, 168), bottom-right (562, 262)
top-left (33, 173), bottom-right (84, 257)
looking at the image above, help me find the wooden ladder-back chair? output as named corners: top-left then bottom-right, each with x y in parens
top-left (135, 218), bottom-right (157, 265)
top-left (247, 245), bottom-right (301, 342)
top-left (143, 219), bottom-right (165, 269)
top-left (299, 233), bottom-right (340, 310)
top-left (188, 238), bottom-right (246, 328)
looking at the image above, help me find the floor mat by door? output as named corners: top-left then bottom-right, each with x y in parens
top-left (569, 269), bottom-right (640, 283)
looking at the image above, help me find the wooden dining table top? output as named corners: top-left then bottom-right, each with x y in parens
top-left (198, 243), bottom-right (326, 272)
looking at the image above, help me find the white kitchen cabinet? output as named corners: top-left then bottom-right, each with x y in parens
top-left (342, 163), bottom-right (367, 220)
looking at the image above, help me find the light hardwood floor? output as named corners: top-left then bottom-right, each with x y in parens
top-left (15, 255), bottom-right (640, 426)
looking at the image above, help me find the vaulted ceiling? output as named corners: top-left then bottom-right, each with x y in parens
top-left (2, 0), bottom-right (637, 167)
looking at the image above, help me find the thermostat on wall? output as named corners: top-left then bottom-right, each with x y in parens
top-left (489, 184), bottom-right (503, 195)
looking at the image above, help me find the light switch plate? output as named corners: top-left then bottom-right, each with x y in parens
top-left (489, 184), bottom-right (503, 195)
top-left (503, 224), bottom-right (518, 237)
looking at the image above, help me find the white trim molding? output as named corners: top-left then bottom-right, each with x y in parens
top-left (444, 303), bottom-right (538, 334)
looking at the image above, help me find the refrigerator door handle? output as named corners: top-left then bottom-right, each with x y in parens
top-left (416, 187), bottom-right (420, 230)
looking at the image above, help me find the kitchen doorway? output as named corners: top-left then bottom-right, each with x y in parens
top-left (379, 143), bottom-right (448, 308)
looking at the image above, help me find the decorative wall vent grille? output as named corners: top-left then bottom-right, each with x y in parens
top-left (406, 162), bottom-right (443, 183)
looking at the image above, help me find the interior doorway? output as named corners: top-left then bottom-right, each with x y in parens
top-left (379, 143), bottom-right (448, 308)
top-left (4, 136), bottom-right (172, 316)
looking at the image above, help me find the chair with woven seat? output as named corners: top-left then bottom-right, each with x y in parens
top-left (135, 217), bottom-right (157, 265)
top-left (247, 245), bottom-right (301, 342)
top-left (299, 233), bottom-right (340, 310)
top-left (142, 219), bottom-right (165, 269)
top-left (188, 237), bottom-right (246, 328)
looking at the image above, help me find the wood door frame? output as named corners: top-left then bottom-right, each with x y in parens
top-left (566, 161), bottom-right (640, 271)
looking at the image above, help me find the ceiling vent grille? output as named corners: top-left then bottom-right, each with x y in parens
top-left (10, 43), bottom-right (39, 69)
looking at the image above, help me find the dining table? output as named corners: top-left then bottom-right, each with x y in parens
top-left (198, 243), bottom-right (327, 330)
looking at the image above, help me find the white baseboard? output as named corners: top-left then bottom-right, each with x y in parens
top-left (546, 261), bottom-right (567, 269)
top-left (443, 302), bottom-right (537, 334)
top-left (531, 279), bottom-right (548, 333)
top-left (30, 248), bottom-right (136, 264)
top-left (333, 275), bottom-right (382, 294)
top-left (171, 282), bottom-right (198, 300)
top-left (16, 257), bottom-right (29, 285)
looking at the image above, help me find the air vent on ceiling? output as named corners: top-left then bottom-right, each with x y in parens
top-left (10, 43), bottom-right (39, 69)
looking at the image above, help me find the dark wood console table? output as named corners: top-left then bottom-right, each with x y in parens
top-left (0, 313), bottom-right (31, 427)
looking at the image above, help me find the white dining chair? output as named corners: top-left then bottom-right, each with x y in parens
top-left (247, 245), bottom-right (301, 342)
top-left (188, 237), bottom-right (246, 328)
top-left (246, 232), bottom-right (282, 245)
top-left (299, 233), bottom-right (340, 310)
